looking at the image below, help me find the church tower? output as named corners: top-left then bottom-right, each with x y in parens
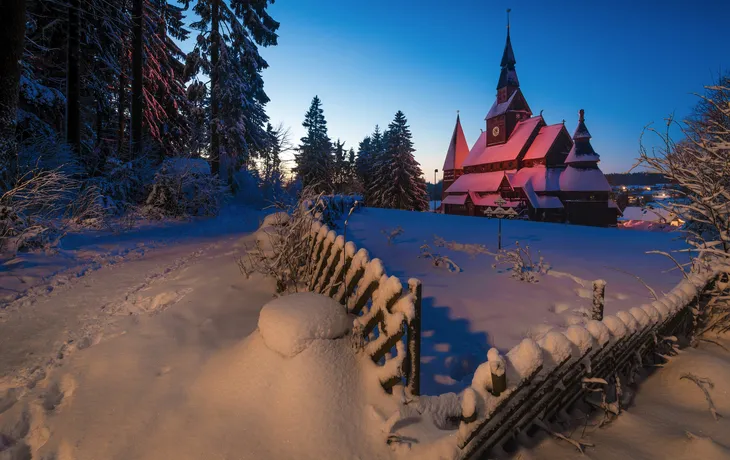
top-left (485, 10), bottom-right (531, 147)
top-left (565, 109), bottom-right (601, 168)
top-left (442, 112), bottom-right (469, 199)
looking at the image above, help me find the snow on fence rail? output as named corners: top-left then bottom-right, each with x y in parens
top-left (306, 219), bottom-right (422, 395)
top-left (456, 268), bottom-right (725, 459)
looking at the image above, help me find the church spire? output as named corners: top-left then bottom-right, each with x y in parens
top-left (443, 112), bottom-right (469, 172)
top-left (497, 9), bottom-right (519, 91)
top-left (565, 109), bottom-right (600, 166)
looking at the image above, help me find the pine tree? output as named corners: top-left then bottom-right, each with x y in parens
top-left (186, 0), bottom-right (279, 180)
top-left (371, 111), bottom-right (428, 211)
top-left (333, 139), bottom-right (346, 193)
top-left (294, 96), bottom-right (332, 192)
top-left (365, 125), bottom-right (388, 206)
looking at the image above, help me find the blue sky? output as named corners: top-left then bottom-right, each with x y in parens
top-left (185, 0), bottom-right (729, 179)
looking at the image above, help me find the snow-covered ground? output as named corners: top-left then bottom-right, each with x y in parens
top-left (1, 205), bottom-right (727, 460)
top-left (341, 208), bottom-right (688, 395)
top-left (526, 334), bottom-right (730, 460)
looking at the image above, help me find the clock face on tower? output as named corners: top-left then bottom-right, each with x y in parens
top-left (492, 126), bottom-right (500, 137)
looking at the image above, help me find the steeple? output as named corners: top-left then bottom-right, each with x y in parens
top-left (442, 112), bottom-right (470, 199)
top-left (565, 109), bottom-right (600, 167)
top-left (497, 9), bottom-right (519, 93)
top-left (443, 112), bottom-right (469, 172)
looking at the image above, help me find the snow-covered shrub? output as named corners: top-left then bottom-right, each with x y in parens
top-left (433, 235), bottom-right (491, 257)
top-left (419, 243), bottom-right (461, 272)
top-left (493, 241), bottom-right (548, 283)
top-left (0, 168), bottom-right (78, 253)
top-left (239, 186), bottom-right (324, 293)
top-left (141, 157), bottom-right (223, 219)
top-left (381, 226), bottom-right (404, 245)
top-left (86, 157), bottom-right (153, 216)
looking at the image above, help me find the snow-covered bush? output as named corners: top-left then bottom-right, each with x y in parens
top-left (419, 243), bottom-right (461, 272)
top-left (492, 241), bottom-right (548, 283)
top-left (239, 186), bottom-right (324, 293)
top-left (0, 168), bottom-right (78, 253)
top-left (141, 158), bottom-right (223, 219)
top-left (433, 235), bottom-right (491, 258)
top-left (86, 157), bottom-right (153, 216)
top-left (381, 226), bottom-right (403, 245)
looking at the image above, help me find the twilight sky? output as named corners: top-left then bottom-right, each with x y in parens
top-left (193, 0), bottom-right (729, 180)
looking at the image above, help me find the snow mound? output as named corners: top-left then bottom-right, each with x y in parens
top-left (261, 211), bottom-right (290, 228)
top-left (258, 292), bottom-right (352, 357)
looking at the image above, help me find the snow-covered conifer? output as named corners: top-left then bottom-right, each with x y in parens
top-left (369, 111), bottom-right (428, 211)
top-left (295, 96), bottom-right (333, 192)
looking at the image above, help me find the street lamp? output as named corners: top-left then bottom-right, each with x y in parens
top-left (433, 169), bottom-right (439, 212)
top-left (495, 197), bottom-right (506, 250)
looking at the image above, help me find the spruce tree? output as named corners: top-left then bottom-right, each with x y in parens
top-left (333, 139), bottom-right (346, 193)
top-left (366, 125), bottom-right (388, 207)
top-left (295, 96), bottom-right (332, 192)
top-left (186, 0), bottom-right (279, 180)
top-left (371, 111), bottom-right (428, 211)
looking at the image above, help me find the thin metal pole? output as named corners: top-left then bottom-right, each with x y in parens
top-left (498, 217), bottom-right (502, 250)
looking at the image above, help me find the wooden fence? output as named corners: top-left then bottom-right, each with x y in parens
top-left (456, 268), bottom-right (724, 459)
top-left (292, 209), bottom-right (725, 458)
top-left (306, 220), bottom-right (422, 395)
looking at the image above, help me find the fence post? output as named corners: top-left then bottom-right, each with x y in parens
top-left (592, 279), bottom-right (606, 321)
top-left (407, 279), bottom-right (422, 396)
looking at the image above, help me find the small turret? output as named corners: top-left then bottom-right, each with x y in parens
top-left (565, 109), bottom-right (600, 167)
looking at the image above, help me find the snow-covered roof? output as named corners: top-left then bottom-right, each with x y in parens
top-left (463, 116), bottom-right (543, 167)
top-left (560, 166), bottom-right (612, 192)
top-left (468, 192), bottom-right (518, 207)
top-left (442, 194), bottom-right (467, 205)
top-left (445, 170), bottom-right (515, 194)
top-left (510, 165), bottom-right (611, 192)
top-left (573, 119), bottom-right (591, 140)
top-left (442, 115), bottom-right (470, 171)
top-left (565, 143), bottom-right (600, 164)
top-left (522, 124), bottom-right (566, 161)
top-left (486, 91), bottom-right (517, 119)
top-left (523, 179), bottom-right (564, 209)
top-left (511, 165), bottom-right (561, 192)
top-left (620, 206), bottom-right (679, 223)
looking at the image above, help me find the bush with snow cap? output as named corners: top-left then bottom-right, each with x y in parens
top-left (258, 292), bottom-right (352, 358)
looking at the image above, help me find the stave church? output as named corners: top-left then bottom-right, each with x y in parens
top-left (440, 20), bottom-right (618, 227)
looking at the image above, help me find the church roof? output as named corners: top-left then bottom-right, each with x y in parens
top-left (463, 116), bottom-right (543, 167)
top-left (523, 179), bottom-right (564, 209)
top-left (486, 91), bottom-right (517, 119)
top-left (444, 170), bottom-right (516, 194)
top-left (522, 123), bottom-right (567, 161)
top-left (510, 165), bottom-right (611, 192)
top-left (442, 114), bottom-right (470, 171)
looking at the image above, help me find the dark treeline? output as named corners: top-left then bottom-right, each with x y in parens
top-left (605, 172), bottom-right (671, 186)
top-left (0, 0), bottom-right (284, 205)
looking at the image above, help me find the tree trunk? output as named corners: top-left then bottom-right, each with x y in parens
top-left (117, 0), bottom-right (127, 159)
top-left (0, 0), bottom-right (25, 190)
top-left (209, 0), bottom-right (220, 177)
top-left (131, 0), bottom-right (144, 159)
top-left (66, 0), bottom-right (81, 154)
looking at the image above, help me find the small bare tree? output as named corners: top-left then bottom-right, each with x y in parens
top-left (634, 81), bottom-right (730, 336)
